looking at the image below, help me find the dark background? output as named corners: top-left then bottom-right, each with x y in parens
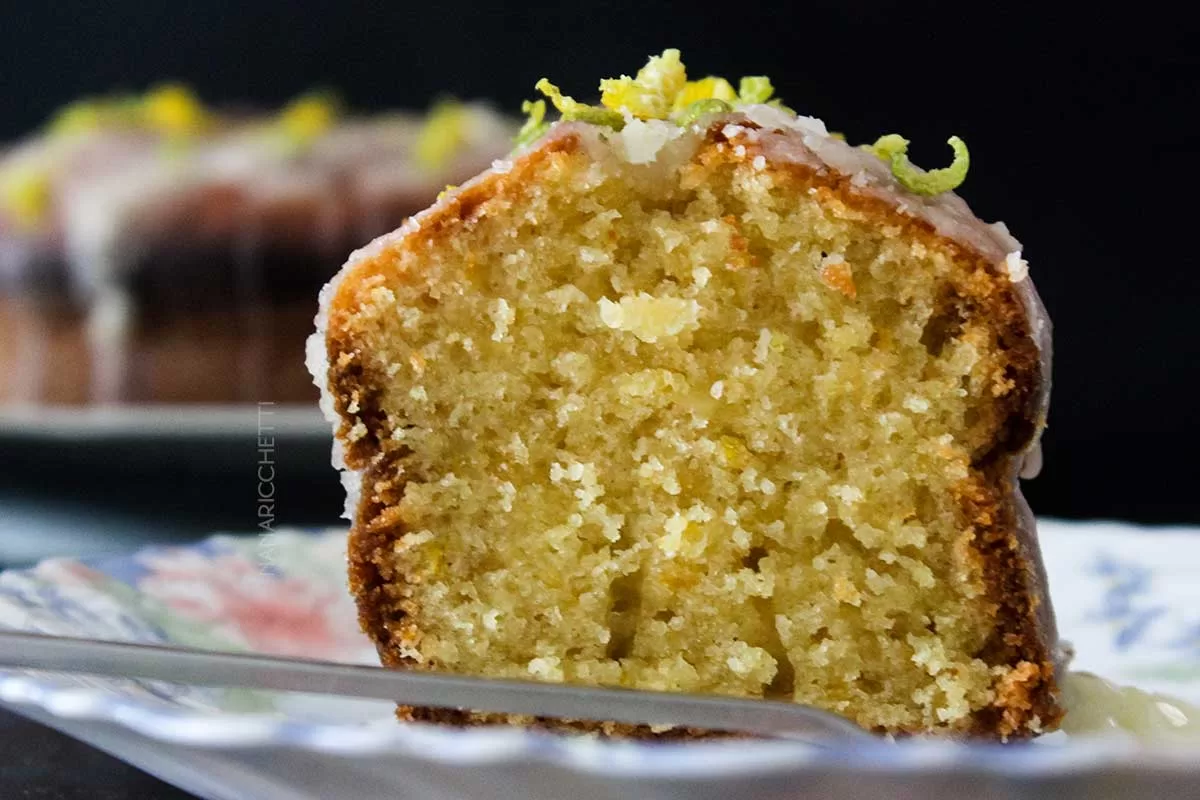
top-left (2, 0), bottom-right (1198, 525)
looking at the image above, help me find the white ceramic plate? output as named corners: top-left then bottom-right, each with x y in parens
top-left (2, 521), bottom-right (1200, 800)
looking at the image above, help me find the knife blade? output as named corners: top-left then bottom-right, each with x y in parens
top-left (0, 630), bottom-right (869, 741)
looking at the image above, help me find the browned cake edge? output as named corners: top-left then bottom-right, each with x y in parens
top-left (321, 128), bottom-right (1062, 739)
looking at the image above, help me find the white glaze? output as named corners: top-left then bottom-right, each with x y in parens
top-left (1062, 671), bottom-right (1200, 739)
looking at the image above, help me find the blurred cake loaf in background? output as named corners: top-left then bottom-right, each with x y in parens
top-left (0, 85), bottom-right (515, 404)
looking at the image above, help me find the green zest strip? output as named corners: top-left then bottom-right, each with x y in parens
top-left (675, 98), bottom-right (733, 126)
top-left (869, 134), bottom-right (970, 196)
top-left (534, 79), bottom-right (625, 130)
top-left (737, 76), bottom-right (774, 104)
top-left (514, 99), bottom-right (550, 147)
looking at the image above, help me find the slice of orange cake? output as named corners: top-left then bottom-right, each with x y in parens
top-left (309, 50), bottom-right (1060, 737)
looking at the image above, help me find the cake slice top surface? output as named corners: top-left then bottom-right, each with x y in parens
top-left (324, 50), bottom-right (1050, 430)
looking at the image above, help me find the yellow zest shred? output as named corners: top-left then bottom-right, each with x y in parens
top-left (869, 134), bottom-right (970, 196)
top-left (415, 98), bottom-right (470, 170)
top-left (599, 48), bottom-right (688, 119)
top-left (141, 83), bottom-right (210, 138)
top-left (48, 84), bottom-right (210, 140)
top-left (279, 90), bottom-right (340, 147)
top-left (519, 49), bottom-right (794, 148)
top-left (0, 165), bottom-right (51, 229)
top-left (672, 77), bottom-right (737, 112)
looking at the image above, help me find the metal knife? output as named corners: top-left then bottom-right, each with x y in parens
top-left (0, 630), bottom-right (869, 741)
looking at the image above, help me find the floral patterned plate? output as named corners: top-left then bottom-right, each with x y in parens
top-left (2, 520), bottom-right (1200, 800)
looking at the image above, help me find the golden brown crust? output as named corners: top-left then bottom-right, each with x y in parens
top-left (326, 135), bottom-right (584, 467)
top-left (328, 128), bottom-right (1060, 739)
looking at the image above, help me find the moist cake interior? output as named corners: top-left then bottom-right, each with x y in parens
top-left (334, 131), bottom-right (1041, 733)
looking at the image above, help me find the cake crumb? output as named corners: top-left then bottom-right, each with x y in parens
top-left (903, 395), bottom-right (930, 414)
top-left (498, 481), bottom-right (516, 512)
top-left (490, 298), bottom-right (515, 342)
top-left (819, 254), bottom-right (857, 299)
top-left (598, 294), bottom-right (701, 342)
top-left (527, 656), bottom-right (564, 681)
